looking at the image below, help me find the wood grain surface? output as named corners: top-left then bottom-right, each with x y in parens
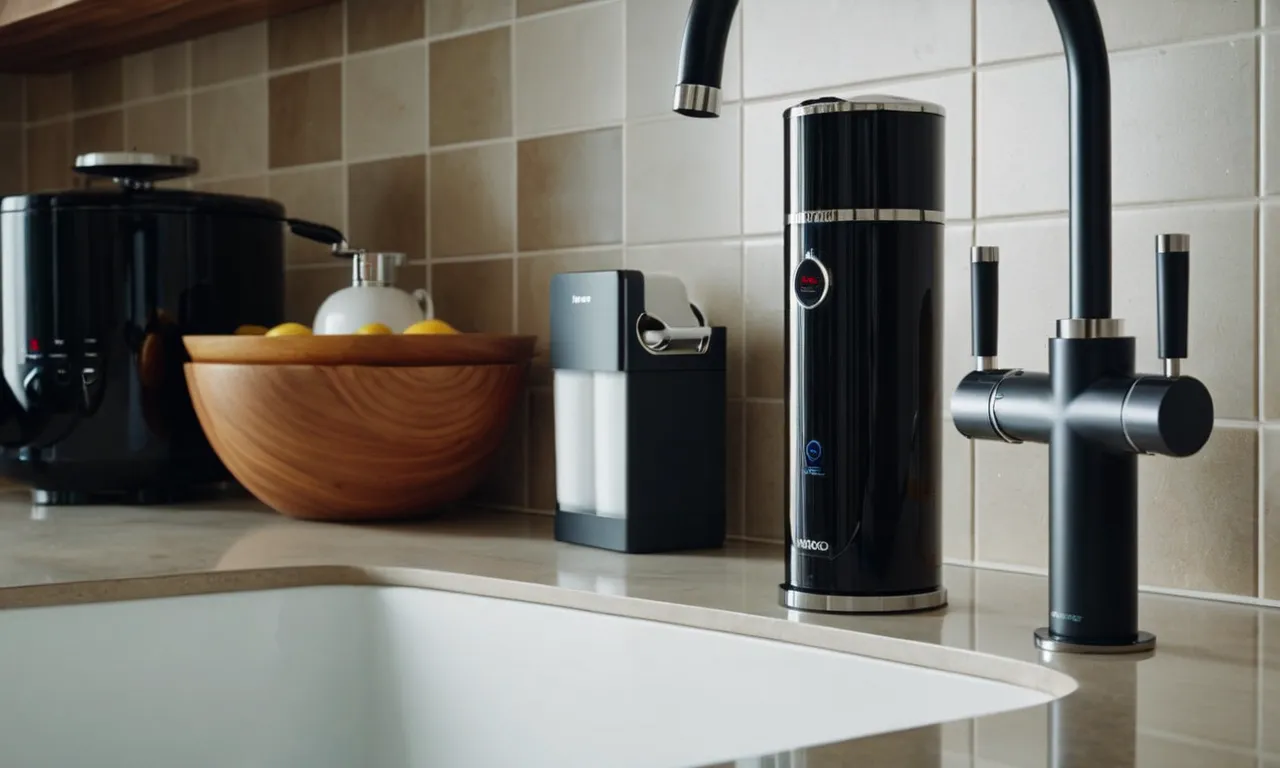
top-left (0, 0), bottom-right (329, 72)
top-left (184, 334), bottom-right (537, 367)
top-left (185, 362), bottom-right (527, 521)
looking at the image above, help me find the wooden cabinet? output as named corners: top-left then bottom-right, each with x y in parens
top-left (0, 0), bottom-right (332, 72)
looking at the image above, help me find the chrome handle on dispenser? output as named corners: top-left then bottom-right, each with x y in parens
top-left (636, 310), bottom-right (712, 355)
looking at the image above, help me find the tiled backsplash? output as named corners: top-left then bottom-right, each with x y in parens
top-left (0, 0), bottom-right (1277, 604)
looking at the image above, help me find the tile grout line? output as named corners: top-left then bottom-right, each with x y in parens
top-left (969, 0), bottom-right (979, 564)
top-left (738, 0), bottom-right (749, 538)
top-left (508, 11), bottom-right (530, 510)
top-left (1255, 12), bottom-right (1269, 606)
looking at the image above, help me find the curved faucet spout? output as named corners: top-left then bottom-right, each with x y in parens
top-left (672, 0), bottom-right (1113, 319)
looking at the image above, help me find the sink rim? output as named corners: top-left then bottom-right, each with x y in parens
top-left (0, 564), bottom-right (1077, 699)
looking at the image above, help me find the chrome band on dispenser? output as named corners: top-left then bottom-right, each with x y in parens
top-left (787, 99), bottom-right (946, 118)
top-left (672, 83), bottom-right (722, 116)
top-left (786, 208), bottom-right (945, 225)
top-left (1056, 318), bottom-right (1126, 339)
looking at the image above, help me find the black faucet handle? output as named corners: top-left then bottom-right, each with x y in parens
top-left (971, 246), bottom-right (999, 371)
top-left (1155, 234), bottom-right (1190, 377)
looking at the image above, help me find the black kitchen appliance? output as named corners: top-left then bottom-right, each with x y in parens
top-left (0, 152), bottom-right (334, 504)
top-left (549, 269), bottom-right (727, 553)
top-left (777, 96), bottom-right (947, 613)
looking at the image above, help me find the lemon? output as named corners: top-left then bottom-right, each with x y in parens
top-left (356, 322), bottom-right (394, 335)
top-left (234, 324), bottom-right (270, 336)
top-left (403, 318), bottom-right (459, 335)
top-left (265, 322), bottom-right (313, 337)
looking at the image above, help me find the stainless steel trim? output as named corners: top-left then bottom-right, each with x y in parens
top-left (787, 96), bottom-right (946, 118)
top-left (787, 208), bottom-right (945, 225)
top-left (1163, 359), bottom-right (1182, 378)
top-left (975, 356), bottom-right (997, 372)
top-left (792, 250), bottom-right (831, 309)
top-left (636, 313), bottom-right (711, 355)
top-left (1156, 233), bottom-right (1190, 253)
top-left (1055, 318), bottom-right (1126, 339)
top-left (780, 586), bottom-right (948, 614)
top-left (971, 245), bottom-right (999, 263)
top-left (74, 152), bottom-right (199, 174)
top-left (352, 252), bottom-right (405, 287)
top-left (1119, 377), bottom-right (1146, 454)
top-left (1034, 627), bottom-right (1156, 655)
top-left (673, 83), bottom-right (722, 116)
top-left (987, 369), bottom-right (1025, 444)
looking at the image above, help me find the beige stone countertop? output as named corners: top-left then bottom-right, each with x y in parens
top-left (0, 491), bottom-right (1275, 767)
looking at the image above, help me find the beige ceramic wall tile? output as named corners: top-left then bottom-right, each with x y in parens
top-left (123, 43), bottom-right (189, 101)
top-left (1265, 34), bottom-right (1280, 195)
top-left (192, 80), bottom-right (268, 179)
top-left (517, 0), bottom-right (590, 15)
top-left (626, 0), bottom-right (740, 119)
top-left (627, 106), bottom-right (740, 243)
top-left (980, 41), bottom-right (1256, 217)
top-left (515, 248), bottom-right (623, 382)
top-left (978, 0), bottom-right (1256, 63)
top-left (942, 225), bottom-right (975, 406)
top-left (125, 96), bottom-right (189, 155)
top-left (1267, 203), bottom-right (1280, 420)
top-left (1265, 612), bottom-right (1280, 754)
top-left (0, 125), bottom-right (23, 195)
top-left (269, 2), bottom-right (344, 70)
top-left (432, 258), bottom-right (514, 333)
top-left (431, 0), bottom-right (513, 36)
top-left (346, 44), bottom-right (427, 160)
top-left (269, 64), bottom-right (343, 168)
top-left (476, 389), bottom-right (529, 509)
top-left (429, 28), bottom-right (511, 146)
top-left (71, 59), bottom-right (122, 112)
top-left (974, 440), bottom-right (1048, 567)
top-left (941, 418), bottom-right (973, 562)
top-left (347, 0), bottom-right (426, 52)
top-left (194, 176), bottom-right (269, 197)
top-left (527, 387), bottom-right (555, 511)
top-left (725, 400), bottom-right (744, 539)
top-left (743, 72), bottom-right (972, 235)
top-left (978, 205), bottom-right (1257, 420)
top-left (513, 1), bottom-right (623, 136)
top-left (627, 242), bottom-right (744, 398)
top-left (25, 121), bottom-right (71, 192)
top-left (1269, 428), bottom-right (1280, 599)
top-left (270, 166), bottom-right (346, 265)
top-left (744, 400), bottom-right (785, 541)
top-left (347, 154), bottom-right (427, 262)
top-left (192, 22), bottom-right (267, 87)
top-left (430, 143), bottom-right (515, 258)
top-left (72, 110), bottom-right (123, 156)
top-left (517, 127), bottom-right (621, 251)
top-left (0, 75), bottom-right (23, 122)
top-left (742, 0), bottom-right (970, 99)
top-left (285, 266), bottom-right (349, 323)
top-left (743, 239), bottom-right (783, 399)
top-left (26, 74), bottom-right (71, 122)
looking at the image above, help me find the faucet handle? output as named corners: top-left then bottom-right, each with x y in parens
top-left (971, 246), bottom-right (999, 371)
top-left (1155, 234), bottom-right (1190, 377)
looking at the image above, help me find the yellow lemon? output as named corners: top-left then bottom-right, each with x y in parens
top-left (265, 322), bottom-right (312, 337)
top-left (403, 318), bottom-right (459, 335)
top-left (355, 322), bottom-right (394, 335)
top-left (234, 324), bottom-right (269, 336)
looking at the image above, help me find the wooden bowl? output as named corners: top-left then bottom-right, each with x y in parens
top-left (184, 334), bottom-right (536, 367)
top-left (184, 362), bottom-right (527, 522)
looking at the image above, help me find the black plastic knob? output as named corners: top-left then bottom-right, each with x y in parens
top-left (971, 246), bottom-right (999, 360)
top-left (1156, 234), bottom-right (1190, 362)
top-left (1120, 375), bottom-right (1213, 457)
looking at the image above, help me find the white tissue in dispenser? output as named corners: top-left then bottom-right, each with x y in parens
top-left (549, 270), bottom-right (727, 554)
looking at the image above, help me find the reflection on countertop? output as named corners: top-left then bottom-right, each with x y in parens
top-left (0, 492), bottom-right (1275, 767)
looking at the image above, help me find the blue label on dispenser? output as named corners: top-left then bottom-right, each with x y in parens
top-left (803, 440), bottom-right (825, 477)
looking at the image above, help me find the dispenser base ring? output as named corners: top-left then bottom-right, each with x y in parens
top-left (1033, 627), bottom-right (1156, 654)
top-left (779, 586), bottom-right (948, 614)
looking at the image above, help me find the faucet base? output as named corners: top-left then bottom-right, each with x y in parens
top-left (1034, 627), bottom-right (1155, 655)
top-left (779, 586), bottom-right (947, 614)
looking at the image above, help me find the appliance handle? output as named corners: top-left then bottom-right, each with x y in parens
top-left (286, 218), bottom-right (349, 252)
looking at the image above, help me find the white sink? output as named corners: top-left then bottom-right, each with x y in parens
top-left (0, 582), bottom-right (1067, 767)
